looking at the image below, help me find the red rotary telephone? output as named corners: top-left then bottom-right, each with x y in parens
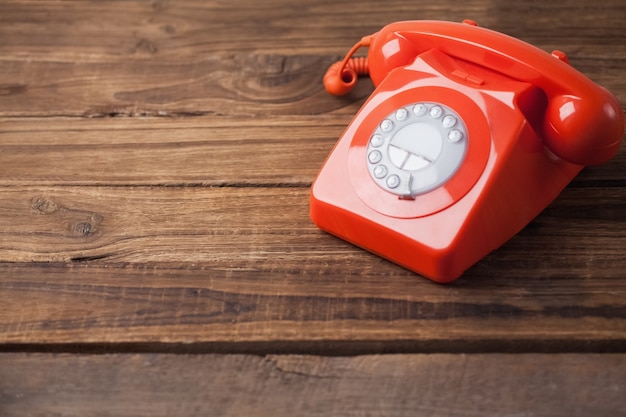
top-left (310, 20), bottom-right (624, 283)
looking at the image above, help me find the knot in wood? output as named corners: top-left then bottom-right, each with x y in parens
top-left (31, 196), bottom-right (59, 214)
top-left (72, 221), bottom-right (94, 237)
top-left (70, 214), bottom-right (102, 237)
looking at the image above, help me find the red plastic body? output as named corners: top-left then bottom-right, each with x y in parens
top-left (311, 20), bottom-right (624, 283)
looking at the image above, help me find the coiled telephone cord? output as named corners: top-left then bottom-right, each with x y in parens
top-left (323, 36), bottom-right (372, 96)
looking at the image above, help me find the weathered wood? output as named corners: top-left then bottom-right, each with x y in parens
top-left (1, 353), bottom-right (625, 417)
top-left (0, 117), bottom-right (343, 186)
top-left (2, 0), bottom-right (624, 57)
top-left (0, 0), bottom-right (624, 117)
top-left (0, 185), bottom-right (624, 266)
top-left (2, 261), bottom-right (625, 351)
top-left (1, 186), bottom-right (624, 350)
top-left (0, 117), bottom-right (624, 186)
top-left (1, 1), bottom-right (626, 414)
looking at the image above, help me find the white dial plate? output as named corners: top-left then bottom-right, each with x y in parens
top-left (366, 102), bottom-right (468, 198)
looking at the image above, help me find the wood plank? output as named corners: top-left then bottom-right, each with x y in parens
top-left (3, 261), bottom-right (626, 351)
top-left (0, 185), bottom-right (624, 267)
top-left (1, 49), bottom-right (622, 118)
top-left (0, 117), bottom-right (345, 186)
top-left (1, 117), bottom-right (623, 186)
top-left (1, 186), bottom-right (624, 349)
top-left (0, 0), bottom-right (624, 117)
top-left (2, 0), bottom-right (623, 57)
top-left (1, 353), bottom-right (624, 417)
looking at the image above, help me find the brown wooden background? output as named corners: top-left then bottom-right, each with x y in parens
top-left (1, 0), bottom-right (625, 415)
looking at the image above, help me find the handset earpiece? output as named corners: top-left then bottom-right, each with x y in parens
top-left (323, 36), bottom-right (372, 96)
top-left (542, 91), bottom-right (624, 166)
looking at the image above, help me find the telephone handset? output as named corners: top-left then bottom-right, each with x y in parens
top-left (310, 20), bottom-right (624, 283)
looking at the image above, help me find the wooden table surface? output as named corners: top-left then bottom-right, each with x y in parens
top-left (1, 1), bottom-right (625, 415)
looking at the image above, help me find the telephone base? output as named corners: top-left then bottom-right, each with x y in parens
top-left (311, 50), bottom-right (584, 283)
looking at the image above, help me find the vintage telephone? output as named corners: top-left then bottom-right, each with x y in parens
top-left (310, 20), bottom-right (624, 283)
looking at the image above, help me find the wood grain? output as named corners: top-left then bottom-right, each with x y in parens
top-left (1, 0), bottom-right (626, 413)
top-left (0, 117), bottom-right (624, 186)
top-left (0, 185), bottom-right (625, 267)
top-left (2, 262), bottom-right (626, 352)
top-left (0, 117), bottom-right (343, 186)
top-left (1, 186), bottom-right (624, 350)
top-left (0, 0), bottom-right (624, 118)
top-left (1, 353), bottom-right (625, 417)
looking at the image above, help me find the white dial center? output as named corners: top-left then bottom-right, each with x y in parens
top-left (388, 123), bottom-right (442, 171)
